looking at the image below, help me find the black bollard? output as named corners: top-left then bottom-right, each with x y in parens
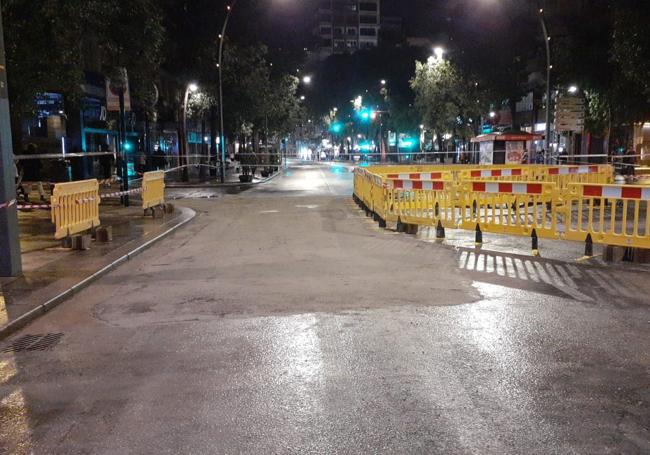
top-left (585, 233), bottom-right (594, 257)
top-left (475, 224), bottom-right (483, 246)
top-left (436, 220), bottom-right (446, 239)
top-left (531, 229), bottom-right (539, 256)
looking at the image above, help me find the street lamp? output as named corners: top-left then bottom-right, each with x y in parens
top-left (217, 1), bottom-right (240, 183)
top-left (433, 46), bottom-right (445, 61)
top-left (181, 82), bottom-right (199, 181)
top-left (568, 85), bottom-right (579, 94)
top-left (302, 75), bottom-right (312, 85)
top-left (380, 79), bottom-right (387, 86)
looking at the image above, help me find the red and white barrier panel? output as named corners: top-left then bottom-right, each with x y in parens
top-left (472, 182), bottom-right (544, 195)
top-left (470, 169), bottom-right (523, 178)
top-left (388, 180), bottom-right (447, 190)
top-left (549, 166), bottom-right (600, 175)
top-left (583, 185), bottom-right (650, 200)
top-left (386, 172), bottom-right (444, 180)
top-left (0, 199), bottom-right (17, 210)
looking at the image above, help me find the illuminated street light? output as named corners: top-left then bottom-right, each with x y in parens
top-left (300, 95), bottom-right (306, 101)
top-left (489, 111), bottom-right (496, 118)
top-left (380, 79), bottom-right (387, 85)
top-left (433, 46), bottom-right (445, 60)
top-left (302, 75), bottom-right (312, 85)
top-left (568, 85), bottom-right (579, 94)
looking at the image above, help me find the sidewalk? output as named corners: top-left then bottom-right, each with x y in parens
top-left (0, 201), bottom-right (195, 338)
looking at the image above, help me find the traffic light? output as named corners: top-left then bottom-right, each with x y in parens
top-left (358, 108), bottom-right (374, 123)
top-left (330, 122), bottom-right (343, 134)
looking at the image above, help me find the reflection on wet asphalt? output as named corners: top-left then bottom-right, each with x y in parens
top-left (1, 161), bottom-right (649, 454)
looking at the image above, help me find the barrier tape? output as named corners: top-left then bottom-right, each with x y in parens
top-left (0, 199), bottom-right (17, 210)
top-left (99, 187), bottom-right (143, 199)
top-left (17, 203), bottom-right (52, 210)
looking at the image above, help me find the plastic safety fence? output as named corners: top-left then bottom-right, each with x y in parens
top-left (562, 184), bottom-right (650, 249)
top-left (458, 181), bottom-right (560, 239)
top-left (366, 164), bottom-right (614, 188)
top-left (355, 168), bottom-right (650, 251)
top-left (142, 171), bottom-right (166, 210)
top-left (385, 180), bottom-right (460, 228)
top-left (534, 165), bottom-right (613, 189)
top-left (51, 179), bottom-right (100, 240)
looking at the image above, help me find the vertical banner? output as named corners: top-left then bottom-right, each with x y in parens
top-left (106, 69), bottom-right (131, 112)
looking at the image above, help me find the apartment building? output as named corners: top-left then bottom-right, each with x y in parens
top-left (317, 0), bottom-right (381, 58)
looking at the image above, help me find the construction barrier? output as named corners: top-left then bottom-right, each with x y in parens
top-left (562, 183), bottom-right (650, 249)
top-left (142, 171), bottom-right (165, 210)
top-left (458, 181), bottom-right (559, 239)
top-left (50, 179), bottom-right (100, 240)
top-left (353, 164), bottom-right (649, 252)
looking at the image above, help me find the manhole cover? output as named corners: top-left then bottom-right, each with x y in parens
top-left (2, 333), bottom-right (64, 353)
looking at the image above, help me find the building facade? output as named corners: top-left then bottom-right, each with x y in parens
top-left (317, 0), bottom-right (381, 58)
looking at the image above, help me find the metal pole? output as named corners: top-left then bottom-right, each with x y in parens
top-left (0, 3), bottom-right (22, 276)
top-left (118, 88), bottom-right (129, 206)
top-left (538, 3), bottom-right (552, 164)
top-left (218, 1), bottom-right (239, 183)
top-left (181, 86), bottom-right (190, 181)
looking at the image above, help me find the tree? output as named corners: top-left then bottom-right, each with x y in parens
top-left (3, 0), bottom-right (165, 148)
top-left (612, 0), bottom-right (650, 102)
top-left (411, 58), bottom-right (482, 151)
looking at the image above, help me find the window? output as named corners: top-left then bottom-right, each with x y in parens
top-left (360, 15), bottom-right (378, 24)
top-left (359, 28), bottom-right (376, 36)
top-left (320, 27), bottom-right (332, 35)
top-left (347, 40), bottom-right (358, 48)
top-left (321, 38), bottom-right (332, 47)
top-left (333, 27), bottom-right (344, 36)
top-left (334, 40), bottom-right (345, 49)
top-left (347, 27), bottom-right (357, 36)
top-left (359, 2), bottom-right (378, 12)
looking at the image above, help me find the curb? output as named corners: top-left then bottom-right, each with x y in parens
top-left (166, 166), bottom-right (286, 189)
top-left (0, 207), bottom-right (196, 340)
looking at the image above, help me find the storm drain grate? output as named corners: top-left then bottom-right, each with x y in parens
top-left (2, 333), bottom-right (64, 353)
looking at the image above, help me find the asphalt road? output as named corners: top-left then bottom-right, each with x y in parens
top-left (1, 161), bottom-right (649, 454)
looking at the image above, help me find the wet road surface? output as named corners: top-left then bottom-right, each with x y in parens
top-left (1, 161), bottom-right (649, 454)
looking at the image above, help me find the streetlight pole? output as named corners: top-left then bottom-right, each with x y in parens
top-left (538, 4), bottom-right (553, 163)
top-left (217, 1), bottom-right (239, 183)
top-left (0, 3), bottom-right (21, 276)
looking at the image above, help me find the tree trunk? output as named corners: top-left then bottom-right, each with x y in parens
top-left (509, 97), bottom-right (518, 130)
top-left (209, 105), bottom-right (217, 177)
top-left (199, 116), bottom-right (206, 179)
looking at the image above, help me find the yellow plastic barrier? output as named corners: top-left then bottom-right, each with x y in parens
top-left (385, 180), bottom-right (459, 228)
top-left (353, 165), bottom-right (650, 251)
top-left (50, 179), bottom-right (100, 240)
top-left (142, 171), bottom-right (166, 210)
top-left (562, 183), bottom-right (650, 248)
top-left (457, 181), bottom-right (560, 239)
top-left (534, 165), bottom-right (613, 189)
